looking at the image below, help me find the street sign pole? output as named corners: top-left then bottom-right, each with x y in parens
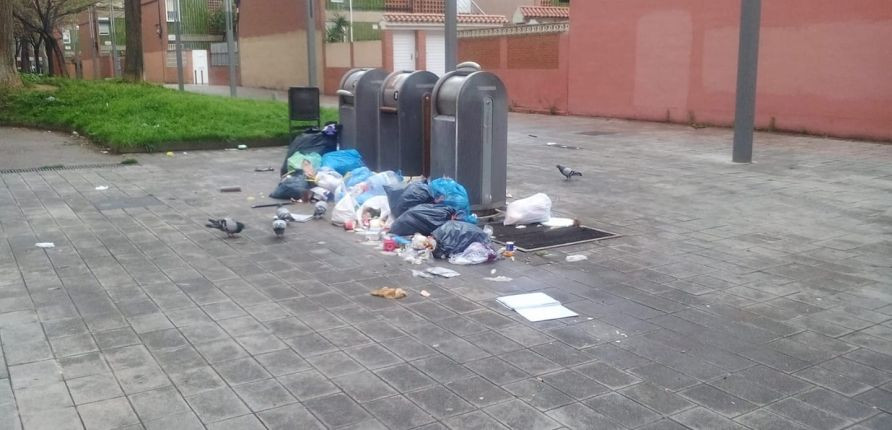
top-left (174, 0), bottom-right (185, 91)
top-left (732, 0), bottom-right (762, 163)
top-left (306, 0), bottom-right (318, 87)
top-left (445, 0), bottom-right (457, 72)
top-left (224, 0), bottom-right (237, 96)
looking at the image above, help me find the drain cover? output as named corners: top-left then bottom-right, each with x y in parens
top-left (0, 163), bottom-right (127, 174)
top-left (488, 223), bottom-right (618, 252)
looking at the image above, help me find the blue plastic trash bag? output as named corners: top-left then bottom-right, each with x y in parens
top-left (344, 167), bottom-right (372, 188)
top-left (269, 174), bottom-right (308, 200)
top-left (385, 182), bottom-right (433, 218)
top-left (429, 178), bottom-right (477, 223)
top-left (389, 204), bottom-right (457, 236)
top-left (431, 221), bottom-right (490, 259)
top-left (321, 149), bottom-right (365, 174)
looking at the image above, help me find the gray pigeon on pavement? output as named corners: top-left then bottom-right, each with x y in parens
top-left (272, 219), bottom-right (286, 237)
top-left (556, 164), bottom-right (582, 180)
top-left (206, 218), bottom-right (245, 237)
top-left (313, 201), bottom-right (327, 220)
top-left (276, 207), bottom-right (296, 222)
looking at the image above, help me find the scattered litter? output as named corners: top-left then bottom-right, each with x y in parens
top-left (420, 290), bottom-right (431, 297)
top-left (546, 142), bottom-right (557, 146)
top-left (483, 225), bottom-right (494, 238)
top-left (528, 134), bottom-right (538, 138)
top-left (237, 144), bottom-right (248, 150)
top-left (565, 255), bottom-right (588, 262)
top-left (426, 267), bottom-right (461, 278)
top-left (100, 150), bottom-right (109, 154)
top-left (255, 167), bottom-right (275, 172)
top-left (247, 196), bottom-right (255, 201)
top-left (516, 225), bottom-right (527, 229)
top-left (490, 269), bottom-right (497, 275)
top-left (543, 218), bottom-right (576, 228)
top-left (94, 185), bottom-right (108, 191)
top-left (382, 238), bottom-right (397, 252)
top-left (503, 242), bottom-right (516, 258)
top-left (411, 269), bottom-right (433, 278)
top-left (497, 292), bottom-right (578, 322)
top-left (433, 222), bottom-right (491, 260)
top-left (35, 242), bottom-right (55, 248)
top-left (506, 193), bottom-right (513, 198)
top-left (370, 287), bottom-right (407, 299)
top-left (165, 151), bottom-right (174, 157)
top-left (288, 213), bottom-right (313, 223)
top-left (317, 241), bottom-right (326, 245)
top-left (449, 242), bottom-right (497, 265)
top-left (219, 186), bottom-right (242, 192)
top-left (504, 193), bottom-right (552, 225)
top-left (483, 276), bottom-right (512, 282)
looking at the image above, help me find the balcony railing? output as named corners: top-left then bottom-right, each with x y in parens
top-left (384, 0), bottom-right (444, 13)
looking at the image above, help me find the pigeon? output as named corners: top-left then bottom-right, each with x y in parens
top-left (313, 201), bottom-right (327, 220)
top-left (272, 219), bottom-right (286, 237)
top-left (276, 207), bottom-right (296, 222)
top-left (206, 218), bottom-right (245, 237)
top-left (556, 164), bottom-right (582, 180)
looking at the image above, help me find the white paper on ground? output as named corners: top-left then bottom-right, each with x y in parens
top-left (289, 213), bottom-right (313, 222)
top-left (483, 276), bottom-right (512, 282)
top-left (35, 242), bottom-right (55, 248)
top-left (543, 217), bottom-right (575, 228)
top-left (565, 255), bottom-right (588, 262)
top-left (94, 185), bottom-right (109, 191)
top-left (497, 292), bottom-right (578, 322)
top-left (426, 267), bottom-right (460, 278)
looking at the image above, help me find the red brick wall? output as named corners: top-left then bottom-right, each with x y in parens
top-left (458, 32), bottom-right (570, 114)
top-left (458, 38), bottom-right (500, 70)
top-left (324, 67), bottom-right (351, 95)
top-left (507, 34), bottom-right (560, 69)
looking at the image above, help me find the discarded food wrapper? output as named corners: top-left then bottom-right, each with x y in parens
top-left (95, 185), bottom-right (108, 191)
top-left (426, 267), bottom-right (460, 278)
top-left (497, 292), bottom-right (578, 322)
top-left (543, 217), bottom-right (576, 228)
top-left (483, 276), bottom-right (512, 282)
top-left (370, 287), bottom-right (407, 299)
top-left (220, 186), bottom-right (242, 192)
top-left (237, 144), bottom-right (248, 150)
top-left (420, 290), bottom-right (431, 297)
top-left (411, 269), bottom-right (433, 278)
top-left (565, 255), bottom-right (588, 262)
top-left (35, 242), bottom-right (55, 248)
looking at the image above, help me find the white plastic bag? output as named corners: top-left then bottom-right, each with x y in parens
top-left (504, 193), bottom-right (552, 225)
top-left (448, 242), bottom-right (496, 265)
top-left (315, 169), bottom-right (344, 192)
top-left (331, 193), bottom-right (358, 226)
top-left (356, 195), bottom-right (391, 225)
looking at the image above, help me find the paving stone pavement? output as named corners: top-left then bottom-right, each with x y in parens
top-left (0, 114), bottom-right (891, 430)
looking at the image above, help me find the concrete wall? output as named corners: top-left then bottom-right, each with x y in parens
top-left (459, 32), bottom-right (568, 114)
top-left (322, 41), bottom-right (383, 95)
top-left (568, 0), bottom-right (892, 140)
top-left (239, 0), bottom-right (324, 90)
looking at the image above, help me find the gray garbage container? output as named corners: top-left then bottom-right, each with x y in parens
top-left (377, 70), bottom-right (439, 176)
top-left (338, 68), bottom-right (389, 168)
top-left (430, 62), bottom-right (507, 210)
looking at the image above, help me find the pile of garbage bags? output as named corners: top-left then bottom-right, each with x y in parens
top-left (272, 130), bottom-right (496, 264)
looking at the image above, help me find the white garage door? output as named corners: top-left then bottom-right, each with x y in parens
top-left (393, 31), bottom-right (416, 71)
top-left (425, 31), bottom-right (445, 77)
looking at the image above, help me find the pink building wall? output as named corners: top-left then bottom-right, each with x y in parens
top-left (568, 0), bottom-right (892, 140)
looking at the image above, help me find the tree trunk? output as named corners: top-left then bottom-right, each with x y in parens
top-left (123, 0), bottom-right (143, 81)
top-left (43, 35), bottom-right (65, 77)
top-left (19, 40), bottom-right (31, 73)
top-left (0, 0), bottom-right (21, 87)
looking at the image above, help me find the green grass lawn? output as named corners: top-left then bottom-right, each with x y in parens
top-left (0, 75), bottom-right (337, 152)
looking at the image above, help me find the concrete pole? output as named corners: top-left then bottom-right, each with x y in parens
top-left (732, 0), bottom-right (761, 163)
top-left (174, 0), bottom-right (185, 90)
top-left (349, 0), bottom-right (354, 43)
top-left (306, 0), bottom-right (317, 87)
top-left (89, 6), bottom-right (99, 79)
top-left (445, 0), bottom-right (457, 72)
top-left (224, 0), bottom-right (237, 96)
top-left (108, 0), bottom-right (120, 77)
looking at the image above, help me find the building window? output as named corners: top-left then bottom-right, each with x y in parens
top-left (98, 18), bottom-right (110, 35)
top-left (166, 0), bottom-right (178, 22)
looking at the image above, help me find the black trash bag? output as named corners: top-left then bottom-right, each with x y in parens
top-left (432, 221), bottom-right (490, 259)
top-left (389, 204), bottom-right (456, 236)
top-left (386, 182), bottom-right (434, 218)
top-left (280, 127), bottom-right (339, 175)
top-left (269, 174), bottom-right (309, 200)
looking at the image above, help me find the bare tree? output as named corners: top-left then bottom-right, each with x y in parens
top-left (0, 0), bottom-right (21, 86)
top-left (122, 0), bottom-right (141, 81)
top-left (14, 0), bottom-right (97, 77)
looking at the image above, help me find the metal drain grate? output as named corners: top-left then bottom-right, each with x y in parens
top-left (0, 163), bottom-right (129, 175)
top-left (488, 223), bottom-right (619, 252)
